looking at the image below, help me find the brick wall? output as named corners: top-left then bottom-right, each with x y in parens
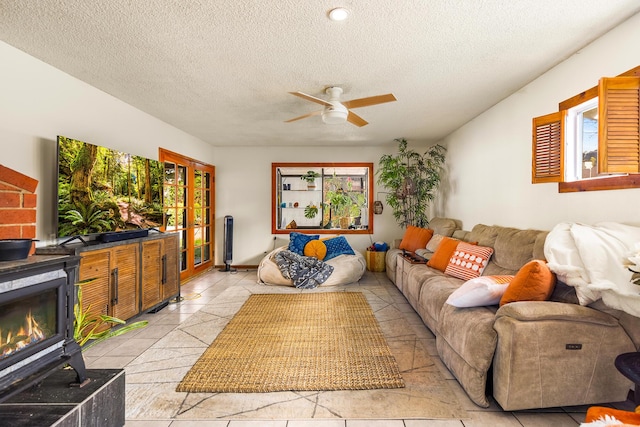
top-left (0, 164), bottom-right (39, 254)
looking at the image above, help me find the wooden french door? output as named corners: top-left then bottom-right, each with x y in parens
top-left (159, 149), bottom-right (215, 283)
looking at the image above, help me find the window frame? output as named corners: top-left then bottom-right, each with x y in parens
top-left (271, 162), bottom-right (374, 235)
top-left (531, 65), bottom-right (640, 193)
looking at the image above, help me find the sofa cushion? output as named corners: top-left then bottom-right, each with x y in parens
top-left (446, 275), bottom-right (514, 308)
top-left (437, 303), bottom-right (499, 407)
top-left (444, 243), bottom-right (494, 281)
top-left (288, 232), bottom-right (319, 255)
top-left (428, 217), bottom-right (459, 237)
top-left (500, 260), bottom-right (556, 306)
top-left (468, 224), bottom-right (549, 276)
top-left (399, 225), bottom-right (434, 252)
top-left (427, 236), bottom-right (460, 272)
top-left (426, 234), bottom-right (445, 252)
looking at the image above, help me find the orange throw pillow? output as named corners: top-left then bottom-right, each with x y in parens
top-left (426, 237), bottom-right (460, 272)
top-left (585, 406), bottom-right (640, 424)
top-left (304, 239), bottom-right (327, 260)
top-left (399, 225), bottom-right (434, 253)
top-left (499, 260), bottom-right (556, 307)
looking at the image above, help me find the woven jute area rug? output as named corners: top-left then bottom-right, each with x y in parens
top-left (176, 292), bottom-right (405, 393)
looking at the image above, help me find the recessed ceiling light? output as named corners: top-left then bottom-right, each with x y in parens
top-left (328, 7), bottom-right (349, 21)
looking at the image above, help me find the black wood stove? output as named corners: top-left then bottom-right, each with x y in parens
top-left (0, 255), bottom-right (88, 402)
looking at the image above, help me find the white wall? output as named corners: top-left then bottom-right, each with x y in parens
top-left (441, 12), bottom-right (640, 231)
top-left (213, 145), bottom-right (406, 265)
top-left (0, 41), bottom-right (215, 245)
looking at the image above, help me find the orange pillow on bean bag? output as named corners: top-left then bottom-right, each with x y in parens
top-left (399, 225), bottom-right (434, 253)
top-left (304, 239), bottom-right (327, 260)
top-left (499, 260), bottom-right (556, 306)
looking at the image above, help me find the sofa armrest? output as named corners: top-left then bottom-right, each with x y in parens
top-left (495, 301), bottom-right (619, 327)
top-left (493, 300), bottom-right (634, 410)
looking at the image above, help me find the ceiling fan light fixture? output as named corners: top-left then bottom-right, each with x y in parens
top-left (328, 7), bottom-right (349, 21)
top-left (322, 108), bottom-right (348, 124)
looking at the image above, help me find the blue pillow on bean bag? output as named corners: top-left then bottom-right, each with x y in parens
top-left (288, 232), bottom-right (319, 255)
top-left (323, 236), bottom-right (355, 261)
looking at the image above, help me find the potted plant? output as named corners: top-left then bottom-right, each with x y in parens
top-left (377, 138), bottom-right (446, 228)
top-left (300, 171), bottom-right (321, 190)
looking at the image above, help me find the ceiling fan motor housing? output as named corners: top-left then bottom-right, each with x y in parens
top-left (322, 101), bottom-right (348, 124)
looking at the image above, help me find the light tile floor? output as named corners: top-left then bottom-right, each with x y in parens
top-left (82, 268), bottom-right (634, 427)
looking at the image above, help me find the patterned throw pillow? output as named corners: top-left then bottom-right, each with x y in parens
top-left (288, 232), bottom-right (319, 255)
top-left (323, 236), bottom-right (355, 261)
top-left (444, 242), bottom-right (494, 281)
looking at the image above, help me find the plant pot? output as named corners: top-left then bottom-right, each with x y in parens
top-left (339, 217), bottom-right (350, 229)
top-left (307, 182), bottom-right (316, 190)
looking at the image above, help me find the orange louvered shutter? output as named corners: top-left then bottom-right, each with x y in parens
top-left (598, 77), bottom-right (640, 174)
top-left (532, 111), bottom-right (565, 183)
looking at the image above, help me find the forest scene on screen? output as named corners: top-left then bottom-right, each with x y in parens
top-left (57, 136), bottom-right (164, 237)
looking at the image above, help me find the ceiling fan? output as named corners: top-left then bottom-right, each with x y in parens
top-left (285, 87), bottom-right (397, 127)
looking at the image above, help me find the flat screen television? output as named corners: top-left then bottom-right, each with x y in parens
top-left (56, 135), bottom-right (165, 239)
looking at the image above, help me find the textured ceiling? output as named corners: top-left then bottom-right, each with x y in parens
top-left (1, 1), bottom-right (639, 147)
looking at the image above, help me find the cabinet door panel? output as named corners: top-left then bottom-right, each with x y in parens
top-left (141, 239), bottom-right (163, 311)
top-left (163, 234), bottom-right (180, 299)
top-left (78, 250), bottom-right (111, 319)
top-left (111, 243), bottom-right (139, 320)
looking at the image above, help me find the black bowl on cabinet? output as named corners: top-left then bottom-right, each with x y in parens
top-left (0, 239), bottom-right (34, 261)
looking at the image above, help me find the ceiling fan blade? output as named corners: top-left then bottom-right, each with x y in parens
top-left (342, 93), bottom-right (397, 109)
top-left (289, 92), bottom-right (332, 107)
top-left (347, 110), bottom-right (368, 127)
top-left (284, 110), bottom-right (322, 123)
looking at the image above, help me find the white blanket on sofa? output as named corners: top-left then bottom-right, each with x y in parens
top-left (544, 222), bottom-right (640, 317)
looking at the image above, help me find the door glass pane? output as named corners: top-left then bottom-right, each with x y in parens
top-left (194, 207), bottom-right (202, 226)
top-left (204, 172), bottom-right (210, 189)
top-left (204, 244), bottom-right (210, 262)
top-left (194, 246), bottom-right (202, 266)
top-left (164, 162), bottom-right (175, 184)
top-left (204, 207), bottom-right (210, 225)
top-left (178, 208), bottom-right (187, 228)
top-left (177, 165), bottom-right (187, 185)
top-left (164, 185), bottom-right (175, 206)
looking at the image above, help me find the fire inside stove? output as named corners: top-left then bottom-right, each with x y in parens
top-left (0, 289), bottom-right (57, 361)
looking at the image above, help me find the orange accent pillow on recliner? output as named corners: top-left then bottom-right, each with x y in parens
top-left (499, 260), bottom-right (556, 306)
top-left (426, 237), bottom-right (460, 272)
top-left (398, 225), bottom-right (434, 253)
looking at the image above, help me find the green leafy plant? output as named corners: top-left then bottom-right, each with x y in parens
top-left (300, 170), bottom-right (321, 183)
top-left (58, 202), bottom-right (115, 236)
top-left (304, 203), bottom-right (319, 219)
top-left (377, 138), bottom-right (446, 228)
top-left (73, 279), bottom-right (148, 350)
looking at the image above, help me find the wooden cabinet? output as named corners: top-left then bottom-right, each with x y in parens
top-left (77, 242), bottom-right (139, 321)
top-left (40, 233), bottom-right (179, 322)
top-left (141, 234), bottom-right (179, 312)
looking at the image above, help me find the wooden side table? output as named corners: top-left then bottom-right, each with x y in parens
top-left (615, 352), bottom-right (640, 404)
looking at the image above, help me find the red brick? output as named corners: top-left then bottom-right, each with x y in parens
top-left (22, 193), bottom-right (37, 208)
top-left (0, 192), bottom-right (21, 208)
top-left (0, 208), bottom-right (36, 225)
top-left (0, 164), bottom-right (38, 193)
top-left (21, 225), bottom-right (36, 239)
top-left (0, 183), bottom-right (17, 191)
top-left (0, 225), bottom-right (21, 239)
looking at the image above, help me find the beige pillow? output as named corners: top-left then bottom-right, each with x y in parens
top-left (426, 234), bottom-right (445, 252)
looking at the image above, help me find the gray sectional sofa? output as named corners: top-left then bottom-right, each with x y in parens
top-left (385, 217), bottom-right (640, 410)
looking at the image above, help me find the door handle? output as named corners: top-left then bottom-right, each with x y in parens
top-left (111, 267), bottom-right (119, 305)
top-left (161, 254), bottom-right (167, 285)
